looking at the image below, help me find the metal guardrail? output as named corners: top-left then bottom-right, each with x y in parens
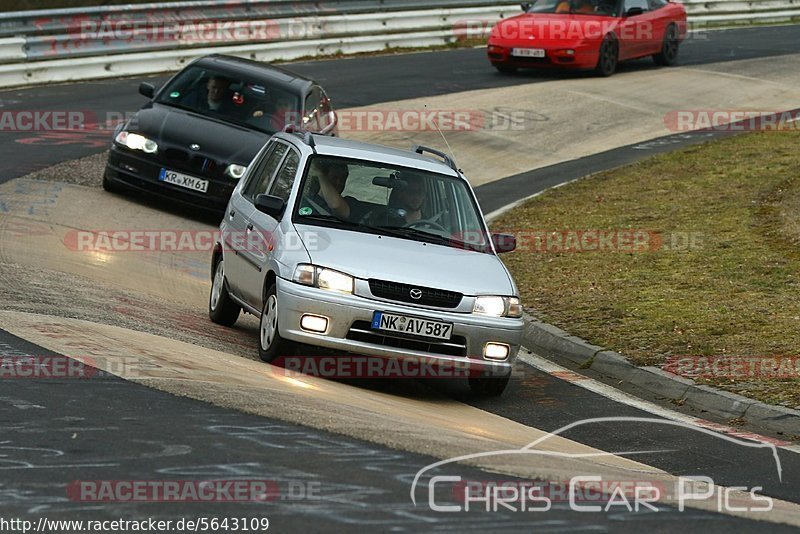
top-left (0, 0), bottom-right (797, 87)
top-left (680, 0), bottom-right (800, 24)
top-left (0, 1), bottom-right (521, 62)
top-left (0, 0), bottom-right (515, 38)
top-left (0, 2), bottom-right (521, 87)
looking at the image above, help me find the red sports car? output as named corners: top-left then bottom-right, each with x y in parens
top-left (487, 0), bottom-right (687, 76)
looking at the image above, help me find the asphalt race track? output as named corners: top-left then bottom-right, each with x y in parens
top-left (1, 23), bottom-right (800, 531)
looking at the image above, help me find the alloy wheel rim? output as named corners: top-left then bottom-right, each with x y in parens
top-left (260, 295), bottom-right (278, 350)
top-left (210, 261), bottom-right (224, 311)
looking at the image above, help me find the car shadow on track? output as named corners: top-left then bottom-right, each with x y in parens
top-left (104, 186), bottom-right (225, 226)
top-left (495, 57), bottom-right (665, 80)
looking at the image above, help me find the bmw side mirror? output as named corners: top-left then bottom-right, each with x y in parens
top-left (254, 194), bottom-right (285, 219)
top-left (492, 233), bottom-right (517, 254)
top-left (625, 7), bottom-right (644, 16)
top-left (139, 82), bottom-right (156, 99)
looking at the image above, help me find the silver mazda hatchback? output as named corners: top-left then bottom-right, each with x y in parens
top-left (209, 130), bottom-right (523, 395)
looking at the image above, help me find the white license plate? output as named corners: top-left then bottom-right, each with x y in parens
top-left (372, 312), bottom-right (453, 341)
top-left (512, 48), bottom-right (546, 58)
top-left (159, 168), bottom-right (209, 193)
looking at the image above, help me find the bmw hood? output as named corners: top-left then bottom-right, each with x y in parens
top-left (126, 103), bottom-right (268, 165)
top-left (294, 225), bottom-right (516, 296)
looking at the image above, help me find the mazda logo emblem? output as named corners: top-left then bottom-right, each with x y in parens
top-left (410, 289), bottom-right (423, 300)
top-left (190, 143), bottom-right (201, 151)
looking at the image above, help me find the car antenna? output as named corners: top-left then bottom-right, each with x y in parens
top-left (424, 104), bottom-right (462, 173)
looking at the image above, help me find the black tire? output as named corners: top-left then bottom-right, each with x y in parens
top-left (653, 24), bottom-right (679, 66)
top-left (494, 64), bottom-right (518, 74)
top-left (595, 35), bottom-right (618, 77)
top-left (208, 257), bottom-right (241, 327)
top-left (468, 373), bottom-right (511, 397)
top-left (258, 283), bottom-right (294, 363)
top-left (102, 171), bottom-right (120, 193)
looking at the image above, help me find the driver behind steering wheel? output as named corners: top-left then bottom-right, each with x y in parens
top-left (388, 173), bottom-right (427, 223)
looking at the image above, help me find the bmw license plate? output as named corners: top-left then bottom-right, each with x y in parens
top-left (159, 168), bottom-right (209, 193)
top-left (372, 311), bottom-right (453, 340)
top-left (511, 48), bottom-right (546, 58)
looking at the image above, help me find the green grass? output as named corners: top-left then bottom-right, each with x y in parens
top-left (491, 131), bottom-right (800, 409)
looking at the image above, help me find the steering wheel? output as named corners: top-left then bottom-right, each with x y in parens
top-left (405, 211), bottom-right (448, 233)
top-left (405, 218), bottom-right (448, 233)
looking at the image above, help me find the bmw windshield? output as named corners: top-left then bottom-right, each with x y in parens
top-left (155, 66), bottom-right (301, 134)
top-left (293, 156), bottom-right (492, 253)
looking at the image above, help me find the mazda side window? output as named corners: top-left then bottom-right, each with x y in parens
top-left (268, 150), bottom-right (300, 202)
top-left (244, 142), bottom-right (288, 202)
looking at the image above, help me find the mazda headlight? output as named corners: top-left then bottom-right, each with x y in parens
top-left (225, 164), bottom-right (248, 180)
top-left (292, 264), bottom-right (354, 294)
top-left (473, 296), bottom-right (522, 318)
top-left (115, 131), bottom-right (158, 154)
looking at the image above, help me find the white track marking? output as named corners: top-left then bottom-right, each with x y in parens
top-left (517, 349), bottom-right (800, 454)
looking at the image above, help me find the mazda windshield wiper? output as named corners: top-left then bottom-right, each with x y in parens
top-left (384, 226), bottom-right (491, 252)
top-left (297, 214), bottom-right (361, 227)
top-left (375, 226), bottom-right (463, 247)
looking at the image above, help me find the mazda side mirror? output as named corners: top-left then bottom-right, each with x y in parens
top-left (254, 194), bottom-right (285, 219)
top-left (492, 233), bottom-right (517, 253)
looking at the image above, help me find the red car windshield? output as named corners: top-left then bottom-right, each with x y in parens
top-left (527, 0), bottom-right (620, 16)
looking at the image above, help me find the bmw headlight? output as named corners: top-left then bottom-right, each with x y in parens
top-left (292, 264), bottom-right (354, 294)
top-left (225, 164), bottom-right (248, 180)
top-left (473, 296), bottom-right (522, 318)
top-left (115, 131), bottom-right (158, 154)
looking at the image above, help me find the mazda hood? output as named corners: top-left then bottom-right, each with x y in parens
top-left (294, 225), bottom-right (516, 296)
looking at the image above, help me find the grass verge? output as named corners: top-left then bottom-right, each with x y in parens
top-left (491, 131), bottom-right (800, 409)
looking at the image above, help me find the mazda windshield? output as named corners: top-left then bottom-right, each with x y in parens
top-left (292, 156), bottom-right (492, 253)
